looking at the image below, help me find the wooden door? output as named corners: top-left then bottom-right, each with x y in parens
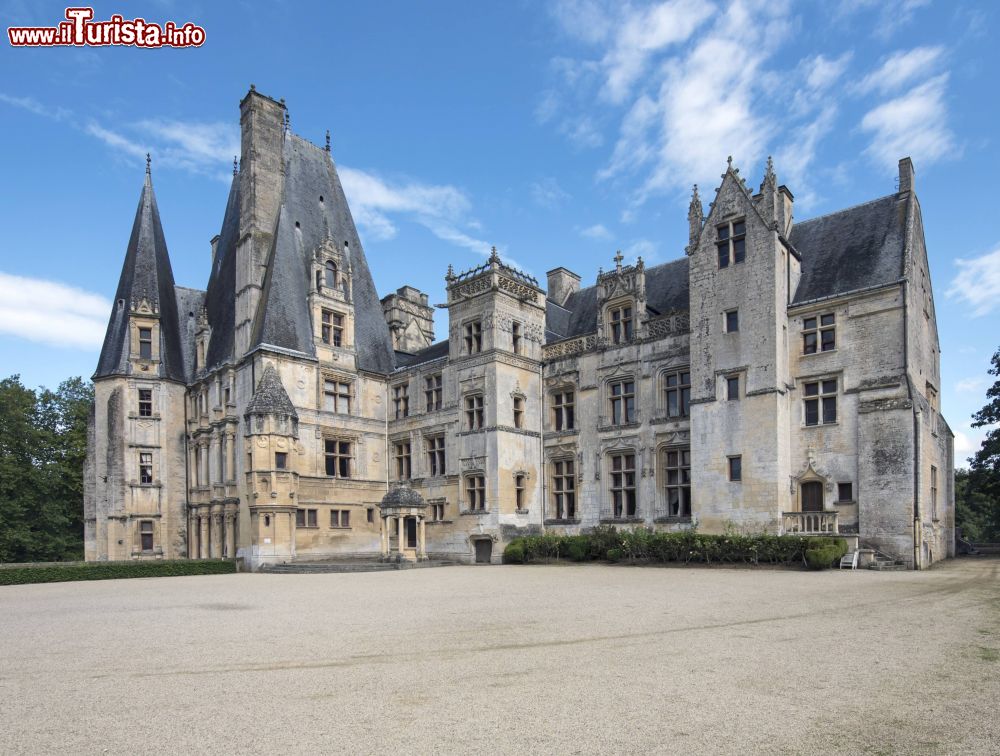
top-left (801, 481), bottom-right (824, 512)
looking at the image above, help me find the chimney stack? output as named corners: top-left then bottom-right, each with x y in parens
top-left (898, 157), bottom-right (915, 197)
top-left (546, 267), bottom-right (581, 306)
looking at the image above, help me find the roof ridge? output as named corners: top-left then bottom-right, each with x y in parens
top-left (794, 193), bottom-right (897, 227)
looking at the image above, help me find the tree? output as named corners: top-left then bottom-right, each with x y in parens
top-left (960, 348), bottom-right (1000, 542)
top-left (0, 375), bottom-right (93, 562)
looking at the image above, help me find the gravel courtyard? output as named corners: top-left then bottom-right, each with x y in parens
top-left (1, 559), bottom-right (998, 755)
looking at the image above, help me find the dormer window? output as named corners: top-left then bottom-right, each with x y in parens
top-left (138, 327), bottom-right (152, 360)
top-left (609, 306), bottom-right (633, 343)
top-left (324, 260), bottom-right (338, 288)
top-left (717, 219), bottom-right (746, 268)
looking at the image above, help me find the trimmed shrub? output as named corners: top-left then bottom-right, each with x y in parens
top-left (502, 528), bottom-right (837, 569)
top-left (503, 542), bottom-right (525, 564)
top-left (0, 559), bottom-right (237, 586)
top-left (803, 537), bottom-right (849, 570)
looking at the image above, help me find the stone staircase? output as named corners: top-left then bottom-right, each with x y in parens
top-left (259, 559), bottom-right (457, 574)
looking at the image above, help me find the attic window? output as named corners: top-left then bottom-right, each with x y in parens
top-left (295, 221), bottom-right (300, 229)
top-left (319, 195), bottom-right (324, 203)
top-left (717, 219), bottom-right (746, 268)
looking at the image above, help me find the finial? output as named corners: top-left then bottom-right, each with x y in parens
top-left (614, 250), bottom-right (624, 269)
top-left (250, 83), bottom-right (255, 91)
top-left (145, 153), bottom-right (151, 175)
top-left (447, 263), bottom-right (455, 279)
top-left (727, 155), bottom-right (733, 170)
top-left (233, 156), bottom-right (238, 176)
top-left (489, 245), bottom-right (500, 264)
top-left (325, 129), bottom-right (331, 152)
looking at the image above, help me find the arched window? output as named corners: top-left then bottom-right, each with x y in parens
top-left (325, 260), bottom-right (337, 288)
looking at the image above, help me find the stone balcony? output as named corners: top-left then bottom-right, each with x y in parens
top-left (782, 510), bottom-right (839, 535)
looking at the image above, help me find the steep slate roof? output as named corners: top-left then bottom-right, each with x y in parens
top-left (94, 170), bottom-right (187, 382)
top-left (250, 135), bottom-right (396, 374)
top-left (203, 174), bottom-right (240, 370)
top-left (174, 286), bottom-right (206, 382)
top-left (789, 194), bottom-right (906, 304)
top-left (394, 340), bottom-right (450, 369)
top-left (545, 257), bottom-right (690, 340)
top-left (245, 364), bottom-right (298, 417)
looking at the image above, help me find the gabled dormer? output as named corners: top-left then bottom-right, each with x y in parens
top-left (596, 251), bottom-right (646, 345)
top-left (307, 232), bottom-right (355, 359)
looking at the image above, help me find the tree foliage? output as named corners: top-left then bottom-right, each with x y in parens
top-left (957, 348), bottom-right (1000, 542)
top-left (0, 375), bottom-right (93, 562)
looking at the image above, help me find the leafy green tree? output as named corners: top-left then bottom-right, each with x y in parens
top-left (958, 348), bottom-right (1000, 542)
top-left (0, 375), bottom-right (93, 562)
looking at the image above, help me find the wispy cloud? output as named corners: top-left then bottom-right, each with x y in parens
top-left (84, 122), bottom-right (149, 161)
top-left (530, 177), bottom-right (571, 208)
top-left (338, 167), bottom-right (504, 262)
top-left (0, 92), bottom-right (71, 121)
top-left (836, 0), bottom-right (931, 39)
top-left (579, 223), bottom-right (612, 240)
top-left (860, 74), bottom-right (956, 174)
top-left (854, 46), bottom-right (944, 95)
top-left (947, 245), bottom-right (1000, 317)
top-left (955, 377), bottom-right (986, 395)
top-left (0, 272), bottom-right (109, 349)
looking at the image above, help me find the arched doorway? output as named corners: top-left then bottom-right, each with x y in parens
top-left (801, 481), bottom-right (824, 512)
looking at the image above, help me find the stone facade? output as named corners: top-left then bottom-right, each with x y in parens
top-left (84, 89), bottom-right (954, 570)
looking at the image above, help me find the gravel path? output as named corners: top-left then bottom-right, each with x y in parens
top-left (1, 559), bottom-right (998, 755)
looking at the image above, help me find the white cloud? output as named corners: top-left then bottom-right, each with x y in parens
top-left (837, 0), bottom-right (931, 39)
top-left (775, 105), bottom-right (837, 208)
top-left (804, 52), bottom-right (853, 91)
top-left (530, 177), bottom-right (571, 208)
top-left (860, 74), bottom-right (955, 174)
top-left (338, 166), bottom-right (502, 261)
top-left (84, 122), bottom-right (149, 161)
top-left (955, 377), bottom-right (986, 395)
top-left (560, 116), bottom-right (604, 148)
top-left (947, 246), bottom-right (1000, 317)
top-left (580, 223), bottom-right (612, 240)
top-left (0, 92), bottom-right (71, 121)
top-left (0, 272), bottom-right (109, 349)
top-left (854, 46), bottom-right (944, 95)
top-left (136, 119), bottom-right (240, 174)
top-left (624, 238), bottom-right (657, 262)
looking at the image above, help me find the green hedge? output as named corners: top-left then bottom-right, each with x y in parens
top-left (0, 559), bottom-right (237, 585)
top-left (504, 526), bottom-right (847, 569)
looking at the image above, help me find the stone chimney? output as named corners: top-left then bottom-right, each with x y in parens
top-left (381, 286), bottom-right (435, 353)
top-left (546, 267), bottom-right (581, 306)
top-left (898, 157), bottom-right (915, 197)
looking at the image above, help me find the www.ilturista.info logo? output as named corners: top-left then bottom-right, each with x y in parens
top-left (8, 7), bottom-right (205, 48)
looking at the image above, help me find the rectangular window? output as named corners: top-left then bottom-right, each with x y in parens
top-left (324, 439), bottom-right (352, 478)
top-left (427, 435), bottom-right (446, 476)
top-left (330, 509), bottom-right (351, 528)
top-left (321, 309), bottom-right (344, 347)
top-left (139, 452), bottom-right (153, 484)
top-left (512, 396), bottom-right (524, 429)
top-left (803, 313), bottom-right (836, 354)
top-left (367, 507), bottom-right (375, 524)
top-left (838, 482), bottom-right (853, 502)
top-left (139, 520), bottom-right (154, 552)
top-left (274, 452), bottom-right (287, 470)
top-left (664, 448), bottom-right (692, 518)
top-left (804, 379), bottom-right (837, 426)
top-left (610, 453), bottom-right (637, 518)
top-left (466, 475), bottom-right (486, 511)
top-left (512, 321), bottom-right (522, 354)
top-left (717, 219), bottom-right (746, 268)
top-left (664, 370), bottom-right (691, 418)
top-left (553, 459), bottom-right (576, 520)
top-left (296, 508), bottom-right (318, 528)
top-left (323, 379), bottom-right (352, 414)
top-left (728, 455), bottom-right (742, 482)
top-left (553, 391), bottom-right (575, 430)
top-left (609, 306), bottom-right (633, 344)
top-left (514, 474), bottom-right (526, 510)
top-left (138, 327), bottom-right (153, 360)
top-left (393, 383), bottom-right (409, 419)
top-left (394, 441), bottom-right (412, 481)
top-left (431, 502), bottom-right (446, 521)
top-left (609, 380), bottom-right (636, 425)
top-left (930, 465), bottom-right (938, 520)
top-left (725, 309), bottom-right (739, 333)
top-left (465, 395), bottom-right (484, 430)
top-left (425, 373), bottom-right (443, 412)
top-left (138, 389), bottom-right (152, 417)
top-left (464, 321), bottom-right (483, 354)
top-left (726, 375), bottom-right (740, 401)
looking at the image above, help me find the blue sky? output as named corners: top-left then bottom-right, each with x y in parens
top-left (1, 0), bottom-right (997, 465)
